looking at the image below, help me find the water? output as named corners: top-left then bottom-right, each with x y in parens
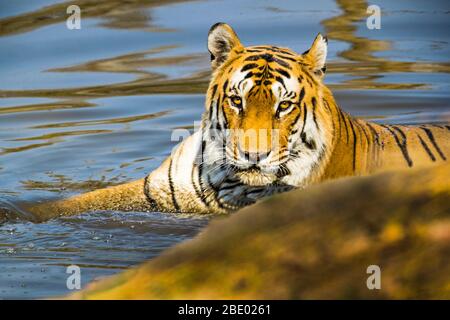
top-left (0, 211), bottom-right (208, 298)
top-left (0, 0), bottom-right (449, 299)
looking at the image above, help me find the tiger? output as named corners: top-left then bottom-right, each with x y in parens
top-left (10, 22), bottom-right (449, 221)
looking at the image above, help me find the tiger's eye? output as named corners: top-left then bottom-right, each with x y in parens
top-left (278, 101), bottom-right (292, 111)
top-left (231, 96), bottom-right (242, 106)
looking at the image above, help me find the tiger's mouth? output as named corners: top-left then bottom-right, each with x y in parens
top-left (232, 164), bottom-right (290, 186)
top-left (235, 168), bottom-right (276, 186)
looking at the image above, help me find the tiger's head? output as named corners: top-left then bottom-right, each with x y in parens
top-left (201, 23), bottom-right (334, 188)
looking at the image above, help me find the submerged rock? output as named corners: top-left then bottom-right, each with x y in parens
top-left (70, 164), bottom-right (450, 299)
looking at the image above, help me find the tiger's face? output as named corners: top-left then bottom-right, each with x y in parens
top-left (202, 23), bottom-right (333, 188)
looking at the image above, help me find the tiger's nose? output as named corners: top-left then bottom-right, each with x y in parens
top-left (239, 148), bottom-right (271, 163)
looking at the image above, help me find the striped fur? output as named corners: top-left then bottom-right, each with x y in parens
top-left (22, 23), bottom-right (450, 219)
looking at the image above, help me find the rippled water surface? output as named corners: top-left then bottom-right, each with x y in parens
top-left (0, 0), bottom-right (449, 299)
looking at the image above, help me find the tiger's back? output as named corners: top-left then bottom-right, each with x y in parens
top-left (318, 89), bottom-right (450, 182)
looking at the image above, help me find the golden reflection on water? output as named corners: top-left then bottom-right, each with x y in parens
top-left (0, 0), bottom-right (190, 37)
top-left (0, 100), bottom-right (95, 114)
top-left (323, 0), bottom-right (450, 89)
top-left (30, 110), bottom-right (170, 129)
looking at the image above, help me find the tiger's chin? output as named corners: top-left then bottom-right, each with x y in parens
top-left (235, 168), bottom-right (277, 186)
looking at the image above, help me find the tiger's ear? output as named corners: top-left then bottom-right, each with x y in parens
top-left (208, 23), bottom-right (244, 70)
top-left (302, 33), bottom-right (328, 77)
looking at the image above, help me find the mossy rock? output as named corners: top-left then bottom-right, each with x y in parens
top-left (70, 164), bottom-right (450, 299)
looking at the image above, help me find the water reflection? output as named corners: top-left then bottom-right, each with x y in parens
top-left (0, 0), bottom-right (192, 37)
top-left (322, 0), bottom-right (450, 89)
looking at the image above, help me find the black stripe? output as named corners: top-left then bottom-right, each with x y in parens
top-left (275, 68), bottom-right (291, 79)
top-left (244, 54), bottom-right (267, 62)
top-left (299, 66), bottom-right (318, 87)
top-left (206, 174), bottom-right (226, 210)
top-left (253, 71), bottom-right (266, 78)
top-left (298, 87), bottom-right (305, 103)
top-left (208, 84), bottom-right (218, 121)
top-left (168, 158), bottom-right (180, 211)
top-left (245, 188), bottom-right (265, 196)
top-left (300, 103), bottom-right (308, 136)
top-left (220, 101), bottom-right (229, 129)
top-left (191, 165), bottom-right (209, 207)
top-left (393, 125), bottom-right (412, 163)
top-left (420, 126), bottom-right (446, 160)
top-left (338, 108), bottom-right (349, 143)
top-left (311, 97), bottom-right (319, 130)
top-left (382, 125), bottom-right (413, 167)
top-left (246, 48), bottom-right (263, 53)
top-left (323, 99), bottom-right (336, 140)
top-left (208, 101), bottom-right (214, 121)
top-left (302, 134), bottom-right (316, 150)
top-left (417, 134), bottom-right (436, 161)
top-left (197, 150), bottom-right (212, 209)
top-left (276, 76), bottom-right (287, 91)
top-left (348, 119), bottom-right (358, 172)
top-left (214, 94), bottom-right (221, 122)
top-left (222, 80), bottom-right (229, 93)
top-left (210, 84), bottom-right (218, 99)
top-left (143, 174), bottom-right (157, 210)
top-left (357, 122), bottom-right (370, 143)
top-left (237, 77), bottom-right (247, 89)
top-left (243, 71), bottom-right (254, 79)
top-left (286, 91), bottom-right (296, 99)
top-left (366, 122), bottom-right (380, 146)
top-left (241, 63), bottom-right (259, 72)
top-left (275, 55), bottom-right (297, 62)
top-left (392, 125), bottom-right (407, 140)
top-left (273, 57), bottom-right (291, 69)
top-left (276, 154), bottom-right (289, 165)
top-left (218, 181), bottom-right (243, 191)
top-left (299, 103), bottom-right (316, 150)
top-left (322, 99), bottom-right (331, 113)
top-left (290, 111), bottom-right (301, 132)
top-left (201, 140), bottom-right (206, 162)
top-left (356, 121), bottom-right (370, 151)
top-left (252, 46), bottom-right (295, 56)
top-left (243, 54), bottom-right (291, 69)
top-left (214, 94), bottom-right (222, 130)
top-left (251, 46), bottom-right (273, 50)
